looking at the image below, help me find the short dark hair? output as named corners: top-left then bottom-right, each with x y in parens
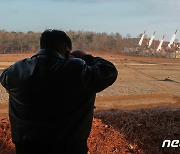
top-left (40, 29), bottom-right (72, 50)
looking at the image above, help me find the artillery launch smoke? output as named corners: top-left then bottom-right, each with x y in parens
top-left (138, 30), bottom-right (146, 46)
top-left (148, 31), bottom-right (156, 48)
top-left (157, 35), bottom-right (165, 51)
top-left (168, 30), bottom-right (178, 48)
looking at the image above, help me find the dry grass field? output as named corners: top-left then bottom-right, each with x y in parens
top-left (96, 54), bottom-right (180, 110)
top-left (0, 53), bottom-right (180, 154)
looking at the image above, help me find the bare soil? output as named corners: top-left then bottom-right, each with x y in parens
top-left (0, 53), bottom-right (180, 154)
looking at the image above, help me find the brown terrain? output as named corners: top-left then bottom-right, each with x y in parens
top-left (0, 53), bottom-right (180, 154)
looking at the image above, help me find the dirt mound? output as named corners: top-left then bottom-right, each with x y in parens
top-left (0, 118), bottom-right (141, 154)
top-left (0, 107), bottom-right (179, 154)
top-left (88, 118), bottom-right (142, 154)
top-left (95, 106), bottom-right (180, 154)
top-left (0, 118), bottom-right (15, 154)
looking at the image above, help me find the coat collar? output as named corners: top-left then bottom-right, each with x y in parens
top-left (34, 49), bottom-right (65, 59)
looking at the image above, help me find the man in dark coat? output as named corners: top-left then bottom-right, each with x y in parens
top-left (0, 29), bottom-right (118, 154)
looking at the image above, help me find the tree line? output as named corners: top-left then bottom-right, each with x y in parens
top-left (0, 30), bottom-right (40, 54)
top-left (0, 29), bottom-right (140, 54)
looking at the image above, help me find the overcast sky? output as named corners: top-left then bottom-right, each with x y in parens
top-left (0, 0), bottom-right (179, 41)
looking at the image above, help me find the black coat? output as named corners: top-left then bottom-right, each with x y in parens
top-left (0, 49), bottom-right (118, 144)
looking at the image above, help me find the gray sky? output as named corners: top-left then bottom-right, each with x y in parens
top-left (0, 0), bottom-right (180, 41)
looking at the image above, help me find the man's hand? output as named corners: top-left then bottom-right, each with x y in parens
top-left (71, 50), bottom-right (87, 59)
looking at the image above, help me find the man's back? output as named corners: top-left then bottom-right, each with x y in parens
top-left (1, 49), bottom-right (117, 143)
top-left (0, 30), bottom-right (118, 154)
